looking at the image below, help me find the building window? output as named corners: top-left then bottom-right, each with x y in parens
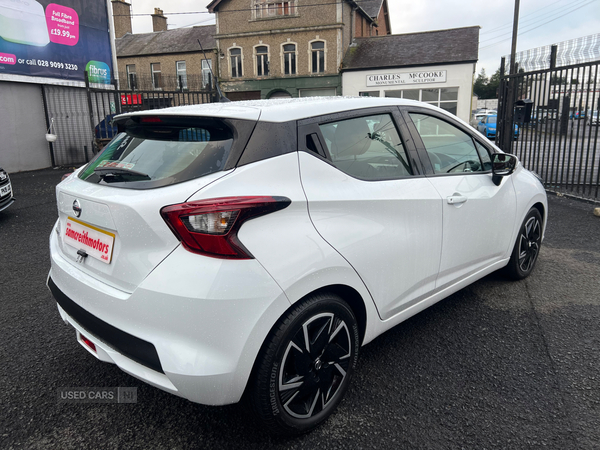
top-left (255, 45), bottom-right (269, 77)
top-left (176, 61), bottom-right (187, 90)
top-left (282, 43), bottom-right (296, 75)
top-left (151, 63), bottom-right (161, 89)
top-left (201, 59), bottom-right (212, 89)
top-left (310, 41), bottom-right (325, 73)
top-left (229, 47), bottom-right (243, 78)
top-left (385, 87), bottom-right (459, 116)
top-left (359, 91), bottom-right (380, 97)
top-left (126, 64), bottom-right (136, 90)
top-left (253, 0), bottom-right (297, 19)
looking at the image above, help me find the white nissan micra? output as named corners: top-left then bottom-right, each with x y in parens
top-left (48, 97), bottom-right (547, 434)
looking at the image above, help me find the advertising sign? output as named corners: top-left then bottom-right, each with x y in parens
top-left (366, 70), bottom-right (447, 87)
top-left (0, 0), bottom-right (112, 84)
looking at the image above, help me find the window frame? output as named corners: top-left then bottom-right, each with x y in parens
top-left (126, 64), bottom-right (136, 90)
top-left (252, 0), bottom-right (298, 20)
top-left (253, 44), bottom-right (270, 77)
top-left (228, 47), bottom-right (243, 78)
top-left (176, 60), bottom-right (188, 90)
top-left (308, 39), bottom-right (326, 74)
top-left (297, 106), bottom-right (425, 181)
top-left (201, 59), bottom-right (212, 89)
top-left (399, 106), bottom-right (496, 177)
top-left (281, 42), bottom-right (297, 75)
top-left (151, 63), bottom-right (161, 90)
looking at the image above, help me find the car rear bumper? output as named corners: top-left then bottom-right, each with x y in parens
top-left (0, 197), bottom-right (14, 212)
top-left (48, 229), bottom-right (290, 405)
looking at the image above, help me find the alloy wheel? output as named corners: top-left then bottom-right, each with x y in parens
top-left (278, 312), bottom-right (352, 419)
top-left (518, 216), bottom-right (541, 273)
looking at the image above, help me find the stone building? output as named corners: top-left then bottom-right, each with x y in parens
top-left (112, 1), bottom-right (217, 91)
top-left (206, 0), bottom-right (391, 100)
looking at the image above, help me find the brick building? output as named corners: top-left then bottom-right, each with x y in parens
top-left (112, 0), bottom-right (217, 92)
top-left (206, 0), bottom-right (391, 100)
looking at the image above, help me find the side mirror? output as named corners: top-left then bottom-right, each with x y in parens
top-left (492, 153), bottom-right (517, 186)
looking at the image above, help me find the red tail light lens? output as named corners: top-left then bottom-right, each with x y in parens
top-left (160, 196), bottom-right (291, 259)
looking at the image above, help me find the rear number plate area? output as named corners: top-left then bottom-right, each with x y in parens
top-left (0, 183), bottom-right (11, 197)
top-left (64, 216), bottom-right (115, 264)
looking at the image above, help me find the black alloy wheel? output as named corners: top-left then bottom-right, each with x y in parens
top-left (505, 208), bottom-right (543, 280)
top-left (248, 293), bottom-right (360, 435)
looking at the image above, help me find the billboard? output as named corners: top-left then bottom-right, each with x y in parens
top-left (0, 0), bottom-right (113, 84)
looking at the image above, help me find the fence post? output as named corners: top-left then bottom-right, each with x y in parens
top-left (84, 71), bottom-right (96, 162)
top-left (40, 85), bottom-right (56, 167)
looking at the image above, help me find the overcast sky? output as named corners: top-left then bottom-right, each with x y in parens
top-left (127, 0), bottom-right (600, 77)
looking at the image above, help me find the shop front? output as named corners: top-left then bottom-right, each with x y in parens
top-left (341, 27), bottom-right (479, 123)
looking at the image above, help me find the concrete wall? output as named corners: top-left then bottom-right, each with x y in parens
top-left (342, 63), bottom-right (477, 123)
top-left (0, 82), bottom-right (52, 172)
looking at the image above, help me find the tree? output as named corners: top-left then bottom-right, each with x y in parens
top-left (474, 67), bottom-right (502, 99)
top-left (473, 69), bottom-right (489, 98)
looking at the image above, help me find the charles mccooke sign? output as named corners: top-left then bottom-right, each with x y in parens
top-left (366, 70), bottom-right (447, 87)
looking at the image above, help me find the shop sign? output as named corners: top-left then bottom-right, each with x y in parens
top-left (366, 71), bottom-right (447, 87)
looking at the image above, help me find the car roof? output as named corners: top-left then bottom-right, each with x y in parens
top-left (115, 97), bottom-right (440, 123)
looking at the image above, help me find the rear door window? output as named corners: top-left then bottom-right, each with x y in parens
top-left (79, 117), bottom-right (234, 188)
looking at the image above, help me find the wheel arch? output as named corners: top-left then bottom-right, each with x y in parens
top-left (531, 201), bottom-right (545, 226)
top-left (242, 283), bottom-right (368, 400)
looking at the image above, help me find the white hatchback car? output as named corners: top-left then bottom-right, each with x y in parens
top-left (48, 97), bottom-right (547, 434)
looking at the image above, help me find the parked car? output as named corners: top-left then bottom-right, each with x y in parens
top-left (93, 114), bottom-right (118, 153)
top-left (470, 109), bottom-right (496, 127)
top-left (94, 114), bottom-right (118, 140)
top-left (477, 114), bottom-right (519, 140)
top-left (0, 167), bottom-right (14, 212)
top-left (569, 110), bottom-right (585, 120)
top-left (48, 97), bottom-right (547, 435)
top-left (589, 110), bottom-right (598, 126)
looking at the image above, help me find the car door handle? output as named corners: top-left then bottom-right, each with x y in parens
top-left (447, 195), bottom-right (468, 205)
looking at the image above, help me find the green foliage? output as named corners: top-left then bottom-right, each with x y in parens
top-left (474, 67), bottom-right (501, 99)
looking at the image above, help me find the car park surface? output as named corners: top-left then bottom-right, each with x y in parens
top-left (1, 168), bottom-right (599, 448)
top-left (47, 97), bottom-right (545, 434)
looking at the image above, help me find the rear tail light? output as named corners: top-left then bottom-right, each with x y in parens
top-left (160, 196), bottom-right (291, 259)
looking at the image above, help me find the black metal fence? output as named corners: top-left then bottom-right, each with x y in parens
top-left (116, 73), bottom-right (212, 92)
top-left (497, 60), bottom-right (600, 201)
top-left (44, 74), bottom-right (216, 166)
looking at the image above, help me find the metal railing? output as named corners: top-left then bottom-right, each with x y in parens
top-left (498, 60), bottom-right (600, 201)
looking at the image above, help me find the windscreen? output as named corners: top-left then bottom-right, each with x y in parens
top-left (79, 116), bottom-right (234, 188)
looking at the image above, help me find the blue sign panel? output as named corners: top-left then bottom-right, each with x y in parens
top-left (0, 0), bottom-right (113, 83)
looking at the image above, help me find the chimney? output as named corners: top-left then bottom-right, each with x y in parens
top-left (112, 0), bottom-right (132, 38)
top-left (152, 8), bottom-right (167, 32)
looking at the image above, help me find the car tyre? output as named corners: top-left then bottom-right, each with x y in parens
top-left (504, 208), bottom-right (543, 280)
top-left (247, 293), bottom-right (360, 435)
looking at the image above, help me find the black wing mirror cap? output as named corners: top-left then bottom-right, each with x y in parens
top-left (492, 153), bottom-right (518, 186)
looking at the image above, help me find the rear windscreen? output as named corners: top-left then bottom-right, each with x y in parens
top-left (79, 117), bottom-right (234, 188)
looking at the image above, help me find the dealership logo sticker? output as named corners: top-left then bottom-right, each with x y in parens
top-left (64, 217), bottom-right (115, 264)
top-left (86, 60), bottom-right (111, 84)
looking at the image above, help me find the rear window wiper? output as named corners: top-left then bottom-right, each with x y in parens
top-left (93, 167), bottom-right (151, 181)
